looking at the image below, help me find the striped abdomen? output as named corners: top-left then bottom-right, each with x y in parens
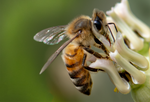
top-left (62, 43), bottom-right (92, 95)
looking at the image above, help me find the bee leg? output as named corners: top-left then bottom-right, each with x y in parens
top-left (93, 36), bottom-right (109, 55)
top-left (83, 46), bottom-right (109, 59)
top-left (93, 43), bottom-right (109, 55)
top-left (84, 66), bottom-right (104, 72)
top-left (82, 53), bottom-right (104, 72)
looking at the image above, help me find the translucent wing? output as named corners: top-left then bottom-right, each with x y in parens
top-left (34, 25), bottom-right (68, 45)
top-left (39, 32), bottom-right (81, 74)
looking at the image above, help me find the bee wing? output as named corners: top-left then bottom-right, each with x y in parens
top-left (34, 25), bottom-right (68, 45)
top-left (39, 32), bottom-right (81, 74)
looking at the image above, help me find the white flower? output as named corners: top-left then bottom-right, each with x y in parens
top-left (90, 32), bottom-right (148, 94)
top-left (106, 0), bottom-right (150, 51)
top-left (89, 0), bottom-right (150, 96)
top-left (113, 0), bottom-right (150, 42)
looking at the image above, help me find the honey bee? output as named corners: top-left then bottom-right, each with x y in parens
top-left (34, 9), bottom-right (115, 95)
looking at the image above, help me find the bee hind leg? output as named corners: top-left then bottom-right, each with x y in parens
top-left (82, 54), bottom-right (104, 72)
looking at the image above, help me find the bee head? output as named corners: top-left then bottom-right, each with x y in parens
top-left (92, 9), bottom-right (108, 37)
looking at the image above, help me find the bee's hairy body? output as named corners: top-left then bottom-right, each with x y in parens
top-left (60, 15), bottom-right (108, 95)
top-left (62, 43), bottom-right (92, 95)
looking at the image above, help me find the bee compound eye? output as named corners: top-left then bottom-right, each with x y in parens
top-left (94, 20), bottom-right (102, 31)
top-left (93, 16), bottom-right (102, 31)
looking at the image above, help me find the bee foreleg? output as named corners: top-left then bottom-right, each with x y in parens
top-left (93, 36), bottom-right (109, 55)
top-left (83, 47), bottom-right (102, 58)
top-left (93, 43), bottom-right (109, 55)
top-left (82, 53), bottom-right (104, 72)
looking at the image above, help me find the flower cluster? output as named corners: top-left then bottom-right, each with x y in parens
top-left (89, 0), bottom-right (150, 98)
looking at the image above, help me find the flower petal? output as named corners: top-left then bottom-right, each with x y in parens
top-left (113, 0), bottom-right (150, 42)
top-left (110, 50), bottom-right (146, 85)
top-left (89, 59), bottom-right (131, 94)
top-left (106, 9), bottom-right (144, 51)
top-left (115, 32), bottom-right (149, 71)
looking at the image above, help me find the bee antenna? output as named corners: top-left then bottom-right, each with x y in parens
top-left (106, 23), bottom-right (118, 43)
top-left (107, 23), bottom-right (118, 32)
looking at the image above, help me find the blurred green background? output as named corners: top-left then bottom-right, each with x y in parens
top-left (0, 0), bottom-right (149, 102)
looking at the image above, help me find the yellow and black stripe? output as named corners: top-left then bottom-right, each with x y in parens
top-left (63, 44), bottom-right (92, 95)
